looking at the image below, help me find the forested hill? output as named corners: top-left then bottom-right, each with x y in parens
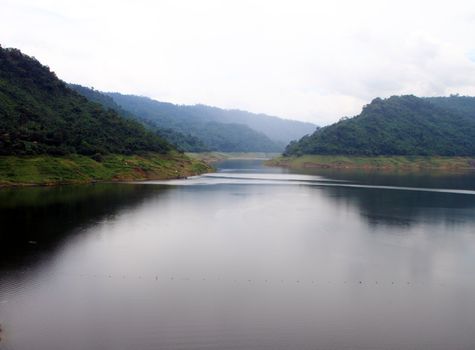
top-left (168, 104), bottom-right (316, 144)
top-left (284, 95), bottom-right (475, 157)
top-left (0, 46), bottom-right (171, 156)
top-left (107, 93), bottom-right (316, 144)
top-left (104, 93), bottom-right (287, 152)
top-left (424, 95), bottom-right (475, 116)
top-left (69, 84), bottom-right (208, 152)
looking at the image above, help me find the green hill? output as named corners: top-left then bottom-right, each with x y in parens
top-left (0, 46), bottom-right (211, 185)
top-left (68, 84), bottom-right (209, 152)
top-left (106, 93), bottom-right (315, 152)
top-left (284, 95), bottom-right (475, 157)
top-left (425, 95), bottom-right (475, 116)
top-left (0, 46), bottom-right (173, 156)
top-left (165, 103), bottom-right (316, 144)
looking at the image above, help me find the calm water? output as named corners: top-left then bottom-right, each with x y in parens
top-left (1, 160), bottom-right (475, 349)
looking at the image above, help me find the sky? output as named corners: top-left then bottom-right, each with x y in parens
top-left (1, 0), bottom-right (475, 125)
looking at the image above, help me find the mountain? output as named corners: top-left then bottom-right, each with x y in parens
top-left (153, 103), bottom-right (317, 144)
top-left (106, 93), bottom-right (316, 151)
top-left (284, 95), bottom-right (475, 157)
top-left (0, 46), bottom-right (171, 156)
top-left (68, 84), bottom-right (209, 152)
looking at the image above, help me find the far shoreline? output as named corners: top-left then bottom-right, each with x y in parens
top-left (186, 152), bottom-right (281, 164)
top-left (266, 155), bottom-right (475, 171)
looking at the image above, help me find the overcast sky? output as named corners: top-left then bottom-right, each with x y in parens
top-left (1, 0), bottom-right (475, 125)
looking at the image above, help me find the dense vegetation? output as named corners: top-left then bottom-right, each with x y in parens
top-left (106, 93), bottom-right (315, 152)
top-left (106, 93), bottom-right (283, 152)
top-left (425, 95), bottom-right (475, 116)
top-left (69, 84), bottom-right (209, 152)
top-left (0, 46), bottom-right (171, 156)
top-left (156, 103), bottom-right (316, 144)
top-left (285, 95), bottom-right (475, 156)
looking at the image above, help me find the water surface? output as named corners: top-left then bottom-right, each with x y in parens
top-left (1, 160), bottom-right (475, 349)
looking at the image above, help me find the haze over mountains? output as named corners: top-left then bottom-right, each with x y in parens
top-left (3, 44), bottom-right (475, 162)
top-left (107, 93), bottom-right (316, 145)
top-left (68, 86), bottom-right (317, 153)
top-left (285, 95), bottom-right (475, 157)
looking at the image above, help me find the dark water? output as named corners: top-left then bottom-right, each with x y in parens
top-left (1, 160), bottom-right (475, 349)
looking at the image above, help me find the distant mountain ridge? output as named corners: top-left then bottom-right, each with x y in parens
top-left (150, 102), bottom-right (317, 144)
top-left (285, 95), bottom-right (475, 157)
top-left (106, 92), bottom-right (316, 151)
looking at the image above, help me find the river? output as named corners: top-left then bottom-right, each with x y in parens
top-left (1, 159), bottom-right (475, 349)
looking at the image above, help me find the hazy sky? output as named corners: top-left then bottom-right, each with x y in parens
top-left (2, 0), bottom-right (475, 125)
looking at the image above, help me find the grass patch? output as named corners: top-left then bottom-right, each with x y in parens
top-left (0, 152), bottom-right (213, 186)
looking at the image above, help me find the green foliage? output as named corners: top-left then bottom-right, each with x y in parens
top-left (68, 86), bottom-right (317, 153)
top-left (68, 84), bottom-right (209, 152)
top-left (177, 103), bottom-right (316, 144)
top-left (0, 46), bottom-right (172, 156)
top-left (285, 95), bottom-right (475, 156)
top-left (155, 127), bottom-right (209, 152)
top-left (106, 93), bottom-right (308, 152)
top-left (426, 94), bottom-right (475, 115)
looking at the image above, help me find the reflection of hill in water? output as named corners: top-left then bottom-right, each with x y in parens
top-left (319, 185), bottom-right (475, 228)
top-left (0, 184), bottom-right (165, 270)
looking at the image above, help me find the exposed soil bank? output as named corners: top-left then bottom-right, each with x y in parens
top-left (0, 152), bottom-right (213, 187)
top-left (267, 155), bottom-right (475, 170)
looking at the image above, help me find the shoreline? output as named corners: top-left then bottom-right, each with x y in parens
top-left (266, 155), bottom-right (475, 171)
top-left (0, 152), bottom-right (213, 188)
top-left (187, 152), bottom-right (281, 164)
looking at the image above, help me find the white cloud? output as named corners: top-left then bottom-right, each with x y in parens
top-left (1, 0), bottom-right (475, 125)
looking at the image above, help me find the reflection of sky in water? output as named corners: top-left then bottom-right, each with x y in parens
top-left (1, 160), bottom-right (475, 350)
